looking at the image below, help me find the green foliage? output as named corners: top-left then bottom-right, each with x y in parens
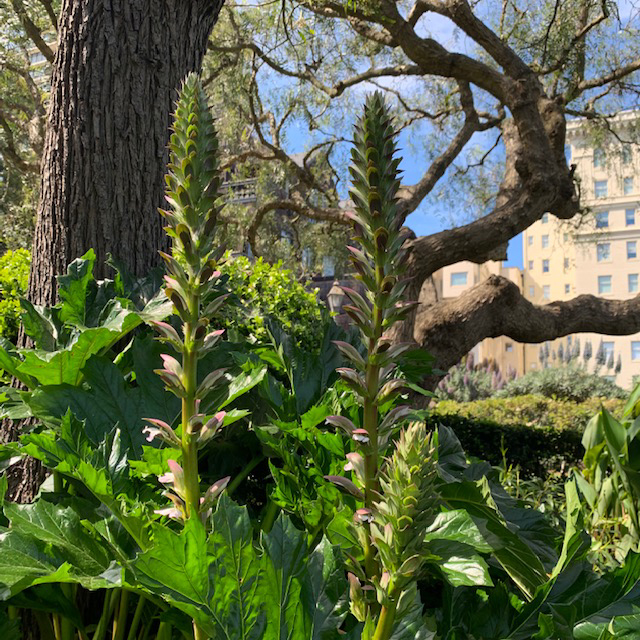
top-left (0, 248), bottom-right (29, 342)
top-left (219, 254), bottom-right (326, 352)
top-left (499, 365), bottom-right (627, 402)
top-left (575, 386), bottom-right (640, 568)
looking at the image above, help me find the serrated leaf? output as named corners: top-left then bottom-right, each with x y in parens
top-left (208, 494), bottom-right (265, 640)
top-left (4, 501), bottom-right (112, 577)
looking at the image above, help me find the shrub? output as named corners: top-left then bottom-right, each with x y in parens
top-left (435, 353), bottom-right (515, 402)
top-left (498, 365), bottom-right (626, 401)
top-left (218, 254), bottom-right (326, 352)
top-left (0, 248), bottom-right (30, 342)
top-left (429, 395), bottom-right (624, 477)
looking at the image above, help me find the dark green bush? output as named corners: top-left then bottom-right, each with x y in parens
top-left (429, 395), bottom-right (624, 477)
top-left (498, 365), bottom-right (626, 401)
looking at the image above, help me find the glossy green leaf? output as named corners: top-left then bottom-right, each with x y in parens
top-left (18, 305), bottom-right (142, 386)
top-left (261, 514), bottom-right (310, 640)
top-left (134, 517), bottom-right (215, 630)
top-left (441, 477), bottom-right (547, 599)
top-left (4, 500), bottom-right (112, 577)
top-left (424, 509), bottom-right (493, 553)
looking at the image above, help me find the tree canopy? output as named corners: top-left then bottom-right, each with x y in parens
top-left (2, 0), bottom-right (640, 369)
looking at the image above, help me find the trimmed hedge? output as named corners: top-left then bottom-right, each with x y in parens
top-left (427, 395), bottom-right (625, 478)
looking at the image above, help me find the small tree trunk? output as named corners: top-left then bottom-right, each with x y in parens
top-left (1, 0), bottom-right (225, 503)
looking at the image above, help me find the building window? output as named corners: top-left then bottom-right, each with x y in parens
top-left (633, 342), bottom-right (640, 361)
top-left (594, 148), bottom-right (606, 167)
top-left (528, 260), bottom-right (534, 270)
top-left (541, 235), bottom-right (549, 248)
top-left (627, 209), bottom-right (636, 226)
top-left (595, 180), bottom-right (608, 198)
top-left (629, 241), bottom-right (638, 259)
top-left (563, 233), bottom-right (569, 242)
top-left (597, 243), bottom-right (611, 262)
top-left (542, 259), bottom-right (550, 273)
top-left (528, 235), bottom-right (533, 246)
top-left (529, 285), bottom-right (535, 297)
top-left (624, 177), bottom-right (634, 195)
top-left (598, 275), bottom-right (612, 294)
top-left (564, 257), bottom-right (569, 269)
top-left (322, 256), bottom-right (335, 277)
top-left (541, 213), bottom-right (549, 223)
top-left (629, 274), bottom-right (638, 293)
top-left (595, 211), bottom-right (609, 228)
top-left (505, 343), bottom-right (513, 352)
top-left (30, 52), bottom-right (46, 65)
top-left (565, 283), bottom-right (570, 294)
top-left (603, 341), bottom-right (615, 358)
top-left (543, 285), bottom-right (550, 300)
top-left (623, 145), bottom-right (632, 165)
top-left (450, 272), bottom-right (468, 286)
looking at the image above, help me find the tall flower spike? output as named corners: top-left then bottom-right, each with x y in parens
top-left (150, 75), bottom-right (230, 536)
top-left (324, 93), bottom-right (432, 640)
top-left (326, 92), bottom-right (410, 560)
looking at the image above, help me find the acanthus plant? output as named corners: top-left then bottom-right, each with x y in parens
top-left (144, 74), bottom-right (233, 636)
top-left (323, 93), bottom-right (439, 639)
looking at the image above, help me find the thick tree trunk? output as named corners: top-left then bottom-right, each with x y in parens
top-left (30, 0), bottom-right (224, 305)
top-left (2, 0), bottom-right (224, 504)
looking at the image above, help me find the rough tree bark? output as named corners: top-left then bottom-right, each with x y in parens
top-left (31, 0), bottom-right (225, 303)
top-left (1, 0), bottom-right (225, 502)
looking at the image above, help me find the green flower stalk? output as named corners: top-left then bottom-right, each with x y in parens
top-left (143, 76), bottom-right (230, 522)
top-left (324, 94), bottom-right (437, 640)
top-left (143, 72), bottom-right (232, 640)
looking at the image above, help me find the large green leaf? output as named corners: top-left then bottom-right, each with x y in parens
top-left (572, 554), bottom-right (640, 640)
top-left (19, 300), bottom-right (60, 351)
top-left (20, 412), bottom-right (149, 549)
top-left (0, 530), bottom-right (66, 598)
top-left (424, 509), bottom-right (493, 553)
top-left (208, 494), bottom-right (265, 640)
top-left (304, 539), bottom-right (350, 639)
top-left (18, 304), bottom-right (142, 386)
top-left (134, 497), bottom-right (348, 640)
top-left (4, 500), bottom-right (112, 577)
top-left (134, 517), bottom-right (215, 630)
top-left (441, 477), bottom-right (548, 599)
top-left (56, 249), bottom-right (100, 327)
top-left (389, 585), bottom-right (435, 640)
top-left (27, 340), bottom-right (180, 456)
top-left (261, 514), bottom-right (310, 640)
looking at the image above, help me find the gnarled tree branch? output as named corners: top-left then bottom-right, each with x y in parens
top-left (416, 274), bottom-right (640, 372)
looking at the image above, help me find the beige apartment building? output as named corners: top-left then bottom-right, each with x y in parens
top-left (438, 113), bottom-right (640, 389)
